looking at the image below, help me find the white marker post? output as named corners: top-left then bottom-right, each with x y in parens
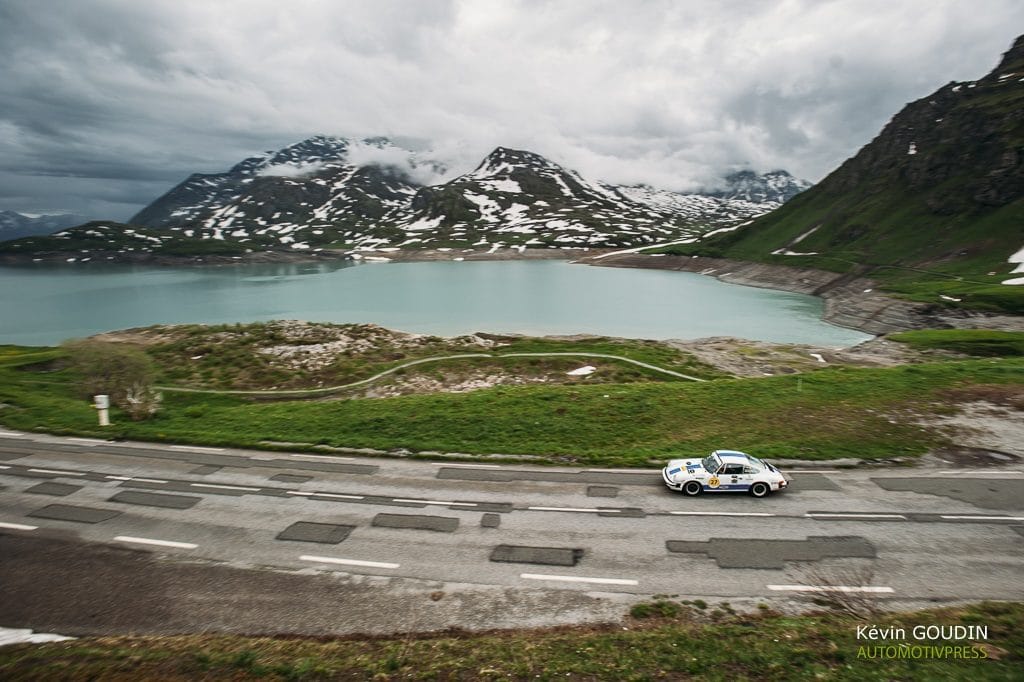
top-left (94, 394), bottom-right (110, 426)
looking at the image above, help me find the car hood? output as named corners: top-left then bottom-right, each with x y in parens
top-left (664, 459), bottom-right (704, 472)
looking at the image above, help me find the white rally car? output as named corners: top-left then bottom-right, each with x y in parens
top-left (662, 450), bottom-right (788, 498)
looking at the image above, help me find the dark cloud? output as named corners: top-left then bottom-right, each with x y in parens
top-left (1, 0), bottom-right (1021, 220)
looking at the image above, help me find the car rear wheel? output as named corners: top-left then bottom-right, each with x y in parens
top-left (682, 481), bottom-right (702, 496)
top-left (749, 482), bottom-right (770, 498)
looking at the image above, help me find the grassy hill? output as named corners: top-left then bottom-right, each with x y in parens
top-left (666, 36), bottom-right (1024, 315)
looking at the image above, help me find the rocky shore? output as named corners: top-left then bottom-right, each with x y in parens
top-left (580, 252), bottom-right (1024, 336)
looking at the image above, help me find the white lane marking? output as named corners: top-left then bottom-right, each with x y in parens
top-left (191, 483), bottom-right (261, 492)
top-left (768, 584), bottom-right (894, 594)
top-left (393, 499), bottom-right (476, 506)
top-left (0, 522), bottom-right (38, 531)
top-left (310, 492), bottom-right (364, 500)
top-left (936, 470), bottom-right (1023, 475)
top-left (527, 506), bottom-right (616, 513)
top-left (288, 453), bottom-right (355, 461)
top-left (521, 573), bottom-right (639, 586)
top-left (940, 515), bottom-right (1024, 521)
top-left (114, 536), bottom-right (198, 549)
top-left (0, 465), bottom-right (9, 470)
top-left (169, 445), bottom-right (225, 453)
top-left (0, 431), bottom-right (26, 437)
top-left (670, 511), bottom-right (775, 517)
top-left (432, 462), bottom-right (502, 468)
top-left (804, 513), bottom-right (906, 520)
top-left (300, 555), bottom-right (400, 569)
top-left (67, 438), bottom-right (107, 445)
top-left (105, 475), bottom-right (132, 481)
top-left (28, 468), bottom-right (85, 476)
top-left (585, 468), bottom-right (660, 473)
top-left (788, 470), bottom-right (839, 474)
top-left (130, 478), bottom-right (167, 484)
top-left (286, 491), bottom-right (313, 496)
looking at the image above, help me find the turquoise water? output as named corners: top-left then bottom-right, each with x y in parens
top-left (0, 260), bottom-right (871, 346)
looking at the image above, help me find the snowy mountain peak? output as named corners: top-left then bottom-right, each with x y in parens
top-left (706, 169), bottom-right (812, 204)
top-left (127, 136), bottom-right (810, 252)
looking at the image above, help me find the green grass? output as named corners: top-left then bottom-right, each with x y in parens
top-left (890, 330), bottom-right (1024, 357)
top-left (1, 343), bottom-right (1021, 464)
top-left (0, 602), bottom-right (1020, 680)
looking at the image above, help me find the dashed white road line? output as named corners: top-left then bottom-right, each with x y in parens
top-left (288, 453), bottom-right (355, 461)
top-left (66, 438), bottom-right (108, 445)
top-left (28, 468), bottom-right (85, 476)
top-left (521, 573), bottom-right (639, 586)
top-left (0, 431), bottom-right (26, 437)
top-left (286, 491), bottom-right (313, 496)
top-left (0, 522), bottom-right (38, 531)
top-left (191, 483), bottom-right (261, 492)
top-left (300, 555), bottom-right (400, 569)
top-left (804, 513), bottom-right (907, 520)
top-left (432, 462), bottom-right (502, 468)
top-left (169, 445), bottom-right (225, 453)
top-left (309, 492), bottom-right (364, 500)
top-left (936, 470), bottom-right (1023, 475)
top-left (0, 465), bottom-right (9, 470)
top-left (130, 478), bottom-right (167, 484)
top-left (670, 511), bottom-right (775, 517)
top-left (768, 584), bottom-right (894, 594)
top-left (114, 536), bottom-right (198, 549)
top-left (527, 506), bottom-right (615, 513)
top-left (940, 515), bottom-right (1024, 521)
top-left (393, 499), bottom-right (476, 506)
top-left (585, 468), bottom-right (660, 473)
top-left (104, 475), bottom-right (132, 481)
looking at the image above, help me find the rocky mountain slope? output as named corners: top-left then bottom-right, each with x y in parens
top-left (111, 137), bottom-right (807, 252)
top-left (685, 34), bottom-right (1024, 312)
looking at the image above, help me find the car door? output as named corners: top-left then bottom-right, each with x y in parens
top-left (721, 463), bottom-right (750, 491)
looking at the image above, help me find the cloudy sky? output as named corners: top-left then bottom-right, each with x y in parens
top-left (1, 0), bottom-right (1022, 221)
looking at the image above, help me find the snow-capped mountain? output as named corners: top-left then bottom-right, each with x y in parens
top-left (123, 137), bottom-right (810, 251)
top-left (0, 211), bottom-right (89, 240)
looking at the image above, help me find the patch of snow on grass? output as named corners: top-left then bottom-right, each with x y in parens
top-left (566, 365), bottom-right (596, 376)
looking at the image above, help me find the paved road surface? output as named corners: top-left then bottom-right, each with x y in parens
top-left (0, 430), bottom-right (1021, 635)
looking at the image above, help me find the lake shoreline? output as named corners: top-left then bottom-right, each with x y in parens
top-left (576, 252), bottom-right (1024, 336)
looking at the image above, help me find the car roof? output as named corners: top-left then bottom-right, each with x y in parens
top-left (713, 450), bottom-right (751, 461)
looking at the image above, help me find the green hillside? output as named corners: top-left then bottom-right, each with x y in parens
top-left (671, 35), bottom-right (1024, 315)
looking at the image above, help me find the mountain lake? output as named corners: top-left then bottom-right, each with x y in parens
top-left (0, 259), bottom-right (871, 347)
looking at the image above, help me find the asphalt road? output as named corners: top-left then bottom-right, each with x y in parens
top-left (1, 430), bottom-right (1022, 636)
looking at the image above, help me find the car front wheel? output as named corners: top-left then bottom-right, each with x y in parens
top-left (682, 481), bottom-right (702, 496)
top-left (749, 482), bottom-right (770, 498)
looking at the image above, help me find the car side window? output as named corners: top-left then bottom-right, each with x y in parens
top-left (723, 464), bottom-right (744, 475)
top-left (743, 466), bottom-right (759, 474)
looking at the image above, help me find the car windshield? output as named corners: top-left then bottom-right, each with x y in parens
top-left (702, 453), bottom-right (721, 474)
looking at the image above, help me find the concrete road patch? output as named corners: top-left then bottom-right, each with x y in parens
top-left (276, 522), bottom-right (355, 544)
top-left (666, 536), bottom-right (875, 569)
top-left (872, 478), bottom-right (1024, 511)
top-left (189, 465), bottom-right (221, 475)
top-left (25, 482), bottom-right (82, 497)
top-left (109, 491), bottom-right (201, 510)
top-left (271, 473), bottom-right (313, 484)
top-left (481, 513), bottom-right (501, 528)
top-left (787, 473), bottom-right (840, 491)
top-left (587, 486), bottom-right (619, 497)
top-left (490, 545), bottom-right (584, 566)
top-left (372, 513), bottom-right (459, 533)
top-left (28, 504), bottom-right (121, 524)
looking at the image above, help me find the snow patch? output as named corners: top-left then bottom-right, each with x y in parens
top-left (0, 627), bottom-right (75, 646)
top-left (566, 365), bottom-right (596, 376)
